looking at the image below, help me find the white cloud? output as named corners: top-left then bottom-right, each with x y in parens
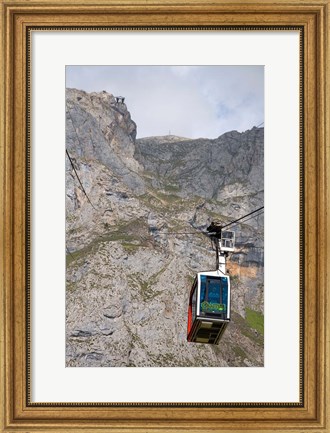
top-left (66, 65), bottom-right (264, 139)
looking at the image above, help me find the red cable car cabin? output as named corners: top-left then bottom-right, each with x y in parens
top-left (187, 270), bottom-right (231, 345)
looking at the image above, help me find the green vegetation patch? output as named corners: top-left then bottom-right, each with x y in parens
top-left (66, 237), bottom-right (101, 267)
top-left (163, 183), bottom-right (181, 193)
top-left (155, 191), bottom-right (181, 205)
top-left (121, 242), bottom-right (144, 252)
top-left (105, 232), bottom-right (137, 242)
top-left (233, 345), bottom-right (248, 360)
top-left (67, 217), bottom-right (151, 266)
top-left (128, 266), bottom-right (168, 301)
top-left (231, 311), bottom-right (263, 346)
top-left (246, 308), bottom-right (264, 335)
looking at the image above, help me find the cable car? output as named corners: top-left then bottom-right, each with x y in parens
top-left (187, 228), bottom-right (234, 345)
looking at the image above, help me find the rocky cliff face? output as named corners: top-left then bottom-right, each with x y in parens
top-left (65, 88), bottom-right (264, 367)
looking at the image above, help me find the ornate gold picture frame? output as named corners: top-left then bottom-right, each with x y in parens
top-left (0, 1), bottom-right (329, 431)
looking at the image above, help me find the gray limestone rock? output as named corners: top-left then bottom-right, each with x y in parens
top-left (65, 88), bottom-right (264, 368)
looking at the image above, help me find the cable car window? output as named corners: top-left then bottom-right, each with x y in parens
top-left (200, 276), bottom-right (228, 318)
top-left (221, 277), bottom-right (228, 313)
top-left (208, 279), bottom-right (221, 303)
top-left (200, 275), bottom-right (207, 305)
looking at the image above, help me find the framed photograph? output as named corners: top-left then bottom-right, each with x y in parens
top-left (1, 1), bottom-right (329, 432)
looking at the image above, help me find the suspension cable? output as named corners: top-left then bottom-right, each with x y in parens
top-left (143, 207), bottom-right (264, 236)
top-left (220, 206), bottom-right (264, 230)
top-left (66, 104), bottom-right (96, 210)
top-left (227, 209), bottom-right (264, 230)
top-left (66, 149), bottom-right (96, 210)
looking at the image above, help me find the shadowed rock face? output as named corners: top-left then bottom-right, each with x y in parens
top-left (66, 88), bottom-right (264, 367)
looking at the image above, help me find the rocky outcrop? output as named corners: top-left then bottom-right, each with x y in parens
top-left (135, 128), bottom-right (263, 204)
top-left (66, 88), bottom-right (264, 367)
top-left (66, 88), bottom-right (144, 193)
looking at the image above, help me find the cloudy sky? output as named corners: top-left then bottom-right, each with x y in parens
top-left (66, 66), bottom-right (263, 139)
